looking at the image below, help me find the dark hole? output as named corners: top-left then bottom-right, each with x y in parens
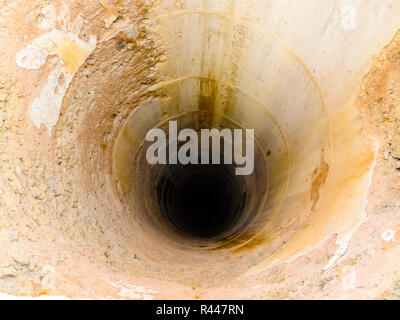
top-left (157, 163), bottom-right (247, 239)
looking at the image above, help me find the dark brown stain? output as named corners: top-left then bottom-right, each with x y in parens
top-left (198, 78), bottom-right (218, 124)
top-left (208, 231), bottom-right (271, 253)
top-left (232, 234), bottom-right (271, 254)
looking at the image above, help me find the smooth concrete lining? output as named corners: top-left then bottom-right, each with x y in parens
top-left (1, 0), bottom-right (400, 299)
top-left (111, 1), bottom-right (372, 282)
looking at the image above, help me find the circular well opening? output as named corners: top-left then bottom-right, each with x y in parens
top-left (114, 108), bottom-right (269, 249)
top-left (157, 162), bottom-right (247, 239)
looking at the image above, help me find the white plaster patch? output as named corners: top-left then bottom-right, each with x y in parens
top-left (103, 277), bottom-right (157, 300)
top-left (16, 42), bottom-right (50, 70)
top-left (323, 233), bottom-right (352, 271)
top-left (381, 229), bottom-right (396, 242)
top-left (361, 214), bottom-right (370, 224)
top-left (251, 284), bottom-right (263, 290)
top-left (28, 64), bottom-right (72, 134)
top-left (39, 4), bottom-right (56, 30)
top-left (16, 23), bottom-right (96, 134)
top-left (57, 4), bottom-right (71, 30)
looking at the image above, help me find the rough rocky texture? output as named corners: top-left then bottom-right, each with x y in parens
top-left (356, 31), bottom-right (400, 300)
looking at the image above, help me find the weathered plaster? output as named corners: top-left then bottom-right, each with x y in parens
top-left (15, 10), bottom-right (96, 134)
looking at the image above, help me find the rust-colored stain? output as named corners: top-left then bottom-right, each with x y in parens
top-left (31, 290), bottom-right (48, 297)
top-left (198, 78), bottom-right (218, 116)
top-left (377, 289), bottom-right (391, 300)
top-left (100, 141), bottom-right (108, 149)
top-left (232, 234), bottom-right (271, 254)
top-left (310, 155), bottom-right (329, 211)
top-left (54, 38), bottom-right (90, 75)
top-left (382, 239), bottom-right (397, 251)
